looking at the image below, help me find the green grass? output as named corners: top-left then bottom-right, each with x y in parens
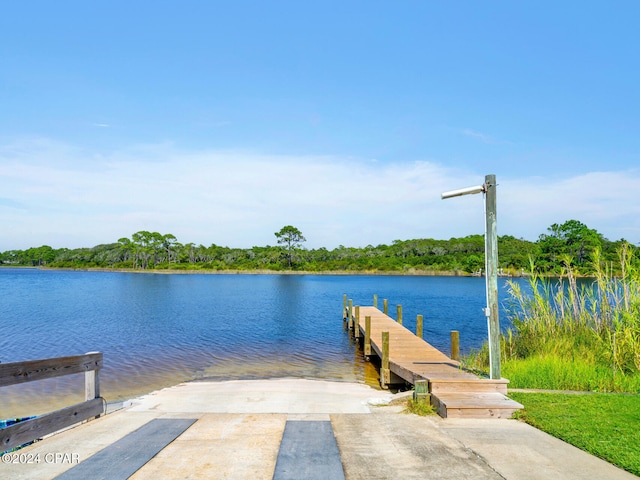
top-left (502, 355), bottom-right (640, 393)
top-left (403, 398), bottom-right (435, 416)
top-left (509, 392), bottom-right (640, 476)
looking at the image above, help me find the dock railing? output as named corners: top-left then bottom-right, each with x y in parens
top-left (0, 352), bottom-right (104, 452)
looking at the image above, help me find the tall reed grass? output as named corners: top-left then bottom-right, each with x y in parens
top-left (464, 243), bottom-right (640, 392)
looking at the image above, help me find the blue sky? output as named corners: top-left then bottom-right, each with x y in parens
top-left (1, 2), bottom-right (639, 250)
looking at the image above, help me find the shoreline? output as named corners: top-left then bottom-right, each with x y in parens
top-left (18, 266), bottom-right (530, 277)
top-left (0, 375), bottom-right (388, 420)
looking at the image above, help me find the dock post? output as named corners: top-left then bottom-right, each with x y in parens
top-left (451, 330), bottom-right (460, 361)
top-left (396, 305), bottom-right (403, 325)
top-left (416, 314), bottom-right (423, 339)
top-left (413, 379), bottom-right (430, 402)
top-left (364, 316), bottom-right (371, 358)
top-left (381, 331), bottom-right (390, 389)
top-left (85, 352), bottom-right (101, 402)
top-left (373, 294), bottom-right (378, 309)
top-left (343, 294), bottom-right (347, 319)
top-left (85, 351), bottom-right (101, 419)
top-left (354, 306), bottom-right (360, 339)
top-left (347, 299), bottom-right (353, 330)
top-left (383, 298), bottom-right (388, 315)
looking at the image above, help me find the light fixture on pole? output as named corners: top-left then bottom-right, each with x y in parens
top-left (441, 174), bottom-right (501, 380)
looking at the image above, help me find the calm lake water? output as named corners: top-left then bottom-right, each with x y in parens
top-left (0, 268), bottom-right (519, 417)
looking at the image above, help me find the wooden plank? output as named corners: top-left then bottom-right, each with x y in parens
top-left (1, 398), bottom-right (104, 451)
top-left (0, 353), bottom-right (103, 387)
top-left (389, 361), bottom-right (420, 384)
top-left (429, 379), bottom-right (509, 395)
top-left (435, 392), bottom-right (522, 408)
top-left (390, 361), bottom-right (469, 385)
top-left (431, 395), bottom-right (448, 418)
top-left (433, 393), bottom-right (523, 419)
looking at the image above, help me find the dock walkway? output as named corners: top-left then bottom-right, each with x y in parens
top-left (347, 305), bottom-right (522, 418)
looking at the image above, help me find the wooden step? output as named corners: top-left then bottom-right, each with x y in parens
top-left (432, 392), bottom-right (523, 419)
top-left (429, 378), bottom-right (509, 395)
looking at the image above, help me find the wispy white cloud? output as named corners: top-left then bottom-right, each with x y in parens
top-left (460, 128), bottom-right (511, 146)
top-left (0, 139), bottom-right (639, 250)
top-left (462, 128), bottom-right (495, 144)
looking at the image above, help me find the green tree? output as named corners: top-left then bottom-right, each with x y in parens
top-left (537, 220), bottom-right (603, 272)
top-left (131, 230), bottom-right (154, 269)
top-left (462, 254), bottom-right (484, 274)
top-left (161, 233), bottom-right (178, 264)
top-left (275, 225), bottom-right (306, 268)
top-left (117, 237), bottom-right (134, 264)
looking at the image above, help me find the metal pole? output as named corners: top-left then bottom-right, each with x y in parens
top-left (484, 174), bottom-right (501, 379)
top-left (441, 174), bottom-right (501, 379)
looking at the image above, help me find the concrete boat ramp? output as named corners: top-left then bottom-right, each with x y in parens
top-left (1, 378), bottom-right (636, 480)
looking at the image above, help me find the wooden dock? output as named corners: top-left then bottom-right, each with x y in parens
top-left (344, 303), bottom-right (522, 419)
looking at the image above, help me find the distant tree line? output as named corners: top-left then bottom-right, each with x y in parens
top-left (1, 220), bottom-right (636, 275)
